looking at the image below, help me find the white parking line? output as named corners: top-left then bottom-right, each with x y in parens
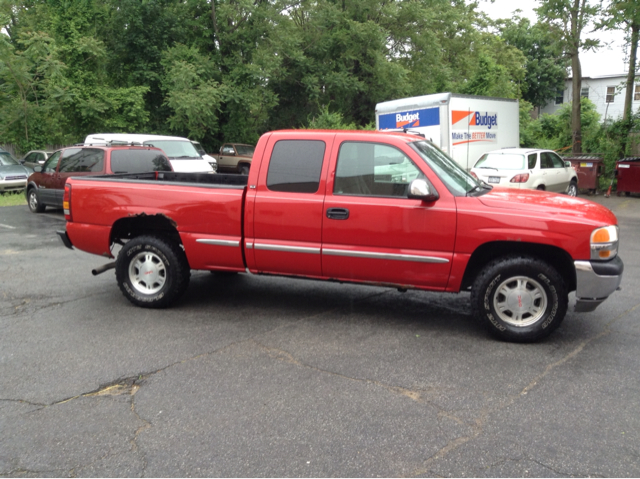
top-left (0, 223), bottom-right (16, 229)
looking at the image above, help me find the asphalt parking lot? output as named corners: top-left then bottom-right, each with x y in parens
top-left (1, 193), bottom-right (639, 477)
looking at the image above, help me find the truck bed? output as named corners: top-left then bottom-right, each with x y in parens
top-left (65, 172), bottom-right (248, 270)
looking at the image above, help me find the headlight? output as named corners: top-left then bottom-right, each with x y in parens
top-left (590, 225), bottom-right (619, 260)
top-left (0, 174), bottom-right (4, 180)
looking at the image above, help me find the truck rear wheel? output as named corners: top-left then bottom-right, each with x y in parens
top-left (116, 235), bottom-right (190, 308)
top-left (470, 256), bottom-right (568, 342)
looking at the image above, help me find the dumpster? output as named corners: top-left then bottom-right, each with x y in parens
top-left (563, 154), bottom-right (604, 195)
top-left (616, 157), bottom-right (640, 196)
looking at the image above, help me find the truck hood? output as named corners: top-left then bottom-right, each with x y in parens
top-left (477, 187), bottom-right (617, 225)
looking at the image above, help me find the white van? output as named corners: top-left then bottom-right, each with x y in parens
top-left (84, 134), bottom-right (215, 173)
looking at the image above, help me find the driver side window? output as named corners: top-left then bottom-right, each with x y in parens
top-left (334, 142), bottom-right (425, 198)
top-left (43, 151), bottom-right (61, 173)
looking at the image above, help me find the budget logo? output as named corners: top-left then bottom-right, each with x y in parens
top-left (378, 107), bottom-right (439, 131)
top-left (452, 110), bottom-right (498, 129)
top-left (395, 112), bottom-right (420, 128)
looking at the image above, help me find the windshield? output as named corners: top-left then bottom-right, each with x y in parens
top-left (235, 145), bottom-right (255, 157)
top-left (192, 142), bottom-right (206, 156)
top-left (474, 153), bottom-right (525, 170)
top-left (0, 152), bottom-right (19, 166)
top-left (143, 140), bottom-right (200, 159)
top-left (409, 141), bottom-right (482, 196)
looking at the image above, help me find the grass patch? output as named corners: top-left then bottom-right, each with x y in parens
top-left (0, 191), bottom-right (27, 207)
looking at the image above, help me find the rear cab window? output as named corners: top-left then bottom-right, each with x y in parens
top-left (266, 140), bottom-right (326, 193)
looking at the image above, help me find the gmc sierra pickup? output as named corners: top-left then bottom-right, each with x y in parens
top-left (58, 130), bottom-right (623, 342)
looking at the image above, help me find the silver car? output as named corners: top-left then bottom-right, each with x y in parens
top-left (0, 151), bottom-right (31, 193)
top-left (21, 150), bottom-right (56, 169)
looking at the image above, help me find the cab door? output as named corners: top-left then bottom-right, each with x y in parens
top-left (248, 132), bottom-right (333, 277)
top-left (36, 152), bottom-right (62, 205)
top-left (321, 137), bottom-right (456, 289)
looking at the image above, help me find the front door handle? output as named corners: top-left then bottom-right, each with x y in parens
top-left (326, 208), bottom-right (349, 220)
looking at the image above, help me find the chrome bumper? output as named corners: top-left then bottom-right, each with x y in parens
top-left (574, 257), bottom-right (623, 312)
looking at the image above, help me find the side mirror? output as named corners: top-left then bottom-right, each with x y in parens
top-left (564, 161), bottom-right (572, 168)
top-left (39, 159), bottom-right (46, 164)
top-left (33, 166), bottom-right (42, 173)
top-left (407, 179), bottom-right (439, 202)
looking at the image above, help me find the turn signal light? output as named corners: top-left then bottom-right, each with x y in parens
top-left (590, 225), bottom-right (618, 260)
top-left (510, 173), bottom-right (530, 183)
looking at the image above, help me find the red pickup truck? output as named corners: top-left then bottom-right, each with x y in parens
top-left (58, 130), bottom-right (623, 342)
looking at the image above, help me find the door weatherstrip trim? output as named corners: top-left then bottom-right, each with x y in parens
top-left (196, 239), bottom-right (240, 247)
top-left (253, 243), bottom-right (321, 254)
top-left (322, 248), bottom-right (449, 263)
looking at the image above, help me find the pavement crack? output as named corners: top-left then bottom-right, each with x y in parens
top-left (520, 301), bottom-right (640, 397)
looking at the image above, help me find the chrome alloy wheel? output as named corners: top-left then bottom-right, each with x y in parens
top-left (492, 276), bottom-right (548, 327)
top-left (567, 183), bottom-right (578, 197)
top-left (128, 251), bottom-right (167, 295)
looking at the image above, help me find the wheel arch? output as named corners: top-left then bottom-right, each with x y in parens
top-left (461, 241), bottom-right (576, 292)
top-left (110, 213), bottom-right (181, 247)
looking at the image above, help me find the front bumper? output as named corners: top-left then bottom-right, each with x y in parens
top-left (574, 257), bottom-right (624, 312)
top-left (0, 178), bottom-right (28, 192)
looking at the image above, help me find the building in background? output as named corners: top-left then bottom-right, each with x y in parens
top-left (540, 74), bottom-right (639, 122)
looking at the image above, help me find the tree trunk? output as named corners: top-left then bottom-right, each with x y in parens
top-left (211, 0), bottom-right (222, 56)
top-left (623, 21), bottom-right (639, 122)
top-left (571, 51), bottom-right (582, 154)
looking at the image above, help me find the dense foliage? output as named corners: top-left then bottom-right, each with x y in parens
top-left (0, 0), bottom-right (635, 159)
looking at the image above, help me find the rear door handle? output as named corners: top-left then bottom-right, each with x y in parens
top-left (326, 208), bottom-right (349, 220)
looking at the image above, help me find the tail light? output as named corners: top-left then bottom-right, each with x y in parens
top-left (469, 171), bottom-right (478, 179)
top-left (510, 173), bottom-right (530, 183)
top-left (63, 184), bottom-right (72, 221)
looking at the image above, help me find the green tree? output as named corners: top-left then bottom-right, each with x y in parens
top-left (537, 0), bottom-right (601, 154)
top-left (498, 17), bottom-right (568, 109)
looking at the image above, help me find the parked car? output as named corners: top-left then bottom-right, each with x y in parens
top-left (470, 148), bottom-right (579, 196)
top-left (26, 144), bottom-right (172, 213)
top-left (21, 150), bottom-right (56, 169)
top-left (0, 150), bottom-right (32, 193)
top-left (84, 134), bottom-right (215, 173)
top-left (191, 141), bottom-right (218, 172)
top-left (217, 143), bottom-right (255, 175)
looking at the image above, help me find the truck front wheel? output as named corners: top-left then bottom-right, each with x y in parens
top-left (470, 256), bottom-right (568, 342)
top-left (116, 235), bottom-right (190, 308)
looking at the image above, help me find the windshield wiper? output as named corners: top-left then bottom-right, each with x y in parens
top-left (172, 156), bottom-right (199, 159)
top-left (467, 182), bottom-right (492, 196)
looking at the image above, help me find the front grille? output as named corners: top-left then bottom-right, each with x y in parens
top-left (5, 175), bottom-right (27, 181)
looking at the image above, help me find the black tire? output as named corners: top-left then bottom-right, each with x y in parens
top-left (566, 180), bottom-right (578, 197)
top-left (470, 255), bottom-right (568, 342)
top-left (115, 235), bottom-right (191, 308)
top-left (239, 164), bottom-right (250, 176)
top-left (537, 185), bottom-right (545, 191)
top-left (27, 188), bottom-right (45, 213)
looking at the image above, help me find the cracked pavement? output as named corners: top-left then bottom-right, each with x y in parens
top-left (1, 196), bottom-right (639, 477)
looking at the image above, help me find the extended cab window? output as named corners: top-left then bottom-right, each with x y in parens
top-left (266, 140), bottom-right (325, 193)
top-left (58, 148), bottom-right (104, 173)
top-left (334, 142), bottom-right (425, 197)
top-left (110, 150), bottom-right (172, 174)
top-left (528, 154), bottom-right (537, 169)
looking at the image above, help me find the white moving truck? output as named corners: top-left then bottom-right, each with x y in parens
top-left (375, 93), bottom-right (519, 170)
